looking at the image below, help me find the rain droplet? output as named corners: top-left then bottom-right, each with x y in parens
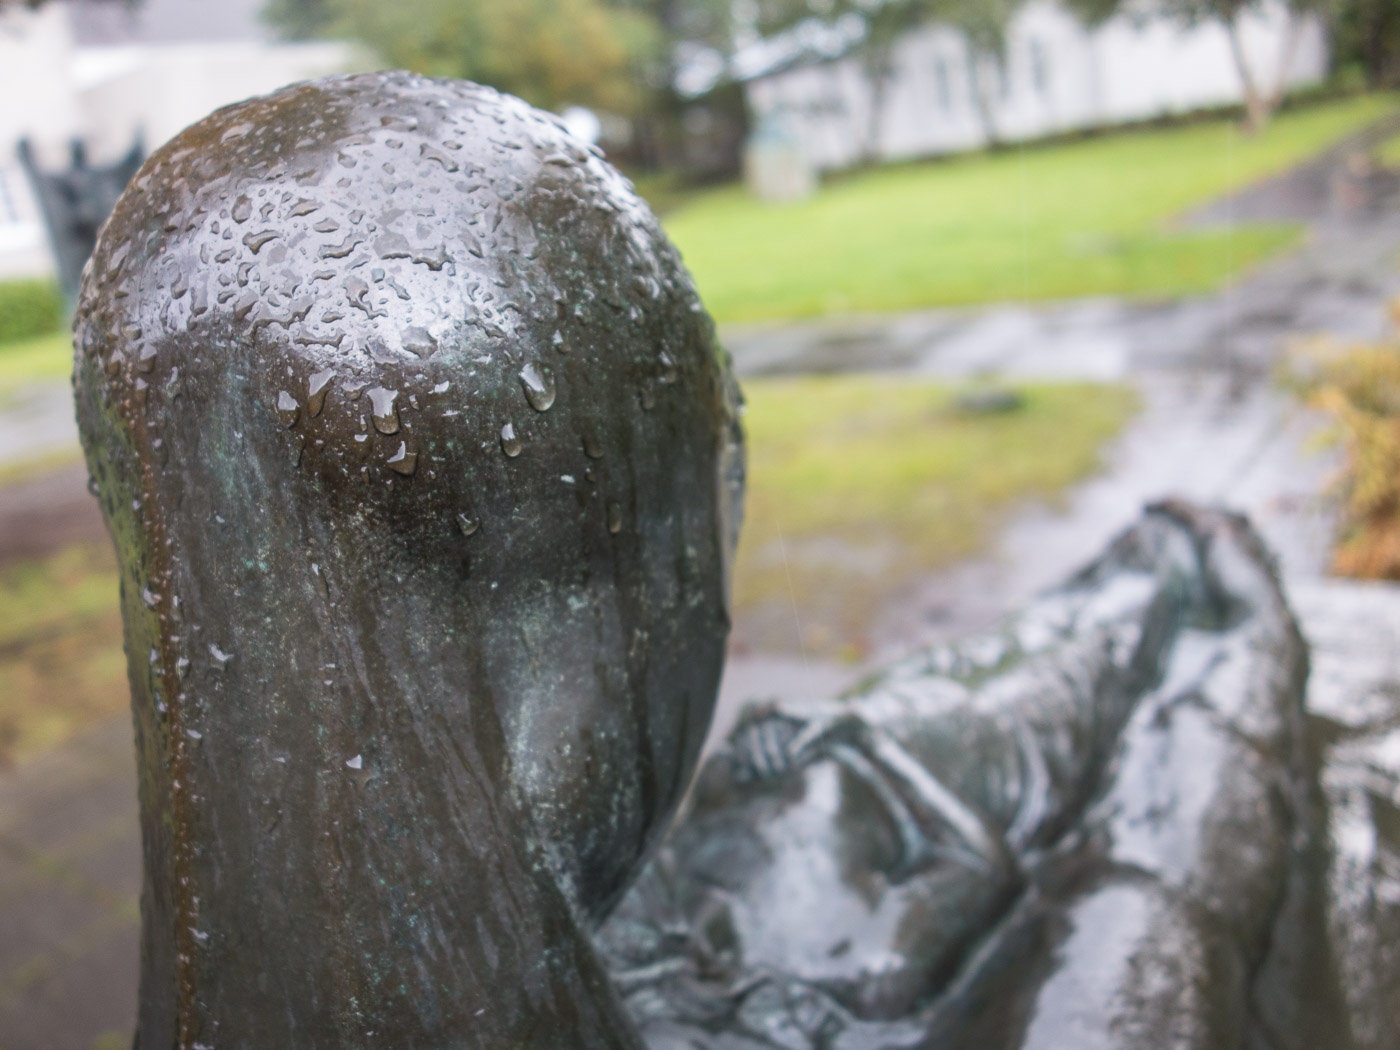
top-left (231, 196), bottom-right (251, 224)
top-left (346, 754), bottom-right (363, 770)
top-left (277, 390), bottom-right (300, 428)
top-left (141, 585), bottom-right (158, 608)
top-left (500, 422), bottom-right (522, 458)
top-left (308, 369), bottom-right (334, 416)
top-left (367, 387), bottom-right (400, 434)
top-left (456, 513), bottom-right (480, 536)
top-left (432, 381), bottom-right (450, 394)
top-left (386, 441), bottom-right (418, 476)
top-left (209, 644), bottom-right (232, 668)
top-left (519, 363), bottom-right (556, 412)
top-left (582, 432), bottom-right (605, 459)
top-left (401, 326), bottom-right (437, 359)
top-left (607, 501), bottom-right (623, 534)
top-left (242, 230), bottom-right (278, 254)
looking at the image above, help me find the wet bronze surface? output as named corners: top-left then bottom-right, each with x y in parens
top-left (74, 72), bottom-right (743, 1048)
top-left (597, 503), bottom-right (1358, 1049)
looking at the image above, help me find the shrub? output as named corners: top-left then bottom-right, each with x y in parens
top-left (1287, 306), bottom-right (1400, 578)
top-left (0, 279), bottom-right (63, 346)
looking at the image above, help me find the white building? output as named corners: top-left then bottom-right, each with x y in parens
top-left (0, 0), bottom-right (362, 280)
top-left (744, 0), bottom-right (1330, 172)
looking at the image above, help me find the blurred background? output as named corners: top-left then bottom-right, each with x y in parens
top-left (1, 0), bottom-right (1399, 1046)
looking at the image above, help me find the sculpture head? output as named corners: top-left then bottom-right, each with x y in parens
top-left (74, 72), bottom-right (742, 1045)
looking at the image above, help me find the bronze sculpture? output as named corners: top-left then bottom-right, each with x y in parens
top-left (74, 71), bottom-right (742, 1047)
top-left (597, 501), bottom-right (1342, 1049)
top-left (18, 136), bottom-right (144, 302)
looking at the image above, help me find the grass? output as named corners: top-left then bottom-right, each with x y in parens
top-left (732, 375), bottom-right (1138, 656)
top-left (662, 94), bottom-right (1398, 323)
top-left (0, 331), bottom-right (72, 395)
top-left (0, 544), bottom-right (126, 768)
top-left (1375, 131), bottom-right (1400, 168)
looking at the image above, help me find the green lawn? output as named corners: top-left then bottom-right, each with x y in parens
top-left (662, 94), bottom-right (1398, 323)
top-left (1375, 130), bottom-right (1400, 168)
top-left (0, 331), bottom-right (71, 393)
top-left (733, 376), bottom-right (1137, 656)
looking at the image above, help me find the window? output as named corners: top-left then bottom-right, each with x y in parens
top-left (1029, 38), bottom-right (1050, 98)
top-left (933, 56), bottom-right (952, 112)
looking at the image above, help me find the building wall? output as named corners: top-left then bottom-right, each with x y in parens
top-left (0, 4), bottom-right (360, 280)
top-left (74, 41), bottom-right (358, 162)
top-left (746, 0), bottom-right (1330, 173)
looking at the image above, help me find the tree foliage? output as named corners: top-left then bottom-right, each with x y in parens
top-left (266, 0), bottom-right (656, 116)
top-left (744, 0), bottom-right (1018, 155)
top-left (1063, 0), bottom-right (1329, 130)
top-left (1329, 0), bottom-right (1400, 86)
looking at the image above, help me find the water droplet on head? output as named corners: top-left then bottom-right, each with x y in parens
top-left (401, 326), bottom-right (437, 359)
top-left (367, 387), bottom-right (400, 434)
top-left (582, 431), bottom-right (604, 459)
top-left (500, 421), bottom-right (522, 458)
top-left (386, 441), bottom-right (418, 476)
top-left (519, 362), bottom-right (556, 412)
top-left (277, 390), bottom-right (300, 428)
top-left (607, 501), bottom-right (623, 534)
top-left (346, 754), bottom-right (363, 770)
top-left (307, 369), bottom-right (334, 416)
top-left (456, 513), bottom-right (480, 536)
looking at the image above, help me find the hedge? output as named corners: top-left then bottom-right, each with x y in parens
top-left (0, 279), bottom-right (63, 346)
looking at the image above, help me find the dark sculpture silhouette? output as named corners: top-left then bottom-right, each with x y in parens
top-left (73, 72), bottom-right (1399, 1050)
top-left (18, 136), bottom-right (143, 301)
top-left (73, 72), bottom-right (742, 1048)
top-left (597, 501), bottom-right (1352, 1049)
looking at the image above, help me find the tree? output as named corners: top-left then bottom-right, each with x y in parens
top-left (944, 0), bottom-right (1017, 146)
top-left (745, 0), bottom-right (1018, 162)
top-left (1066, 0), bottom-right (1324, 131)
top-left (265, 0), bottom-right (656, 117)
top-left (1329, 0), bottom-right (1400, 87)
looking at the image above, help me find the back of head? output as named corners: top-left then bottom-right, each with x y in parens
top-left (74, 71), bottom-right (743, 1047)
